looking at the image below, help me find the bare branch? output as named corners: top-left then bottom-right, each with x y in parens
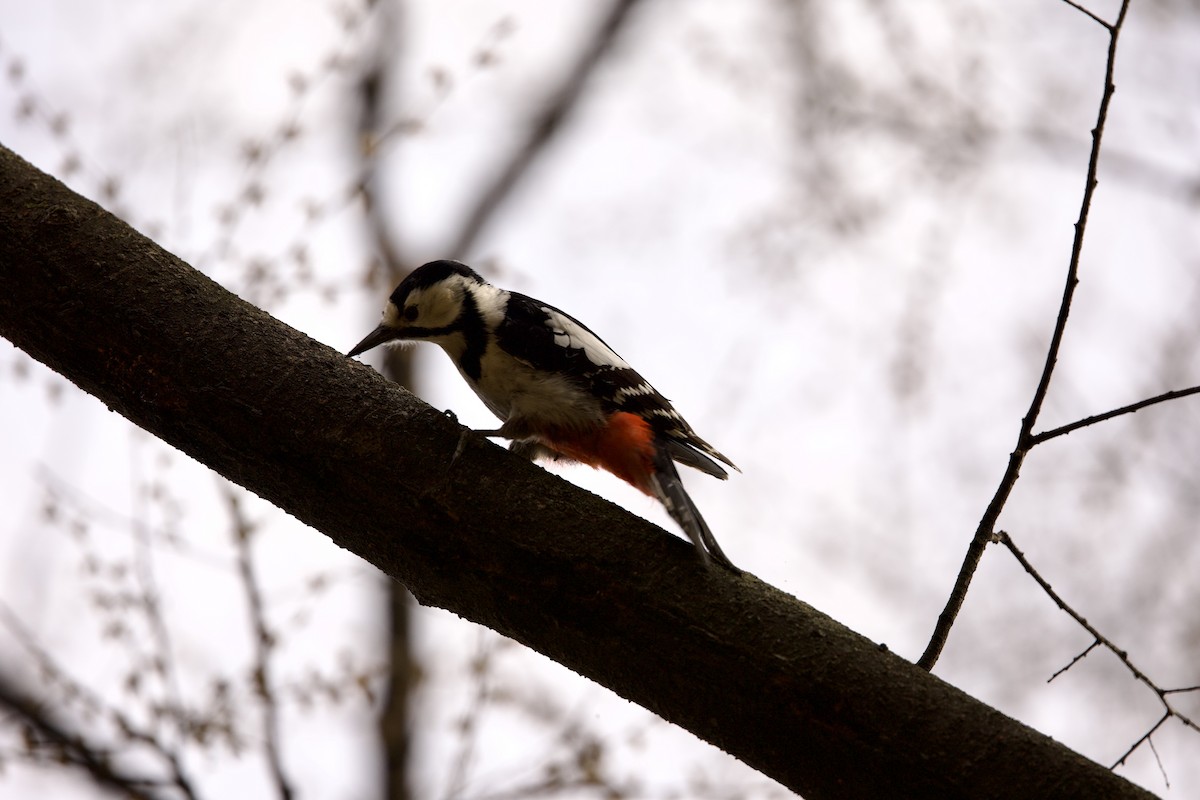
top-left (446, 0), bottom-right (646, 260)
top-left (996, 531), bottom-right (1200, 766)
top-left (1148, 736), bottom-right (1170, 789)
top-left (355, 0), bottom-right (408, 280)
top-left (129, 448), bottom-right (187, 750)
top-left (0, 670), bottom-right (170, 800)
top-left (0, 604), bottom-right (199, 799)
top-left (1031, 385), bottom-right (1200, 445)
top-left (1058, 0), bottom-right (1115, 30)
top-left (223, 485), bottom-right (295, 800)
top-left (36, 467), bottom-right (231, 569)
top-left (918, 0), bottom-right (1132, 671)
top-left (1111, 712), bottom-right (1169, 771)
top-left (443, 632), bottom-right (494, 800)
top-left (1048, 640), bottom-right (1100, 684)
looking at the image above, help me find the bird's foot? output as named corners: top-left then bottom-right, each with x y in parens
top-left (451, 427), bottom-right (505, 466)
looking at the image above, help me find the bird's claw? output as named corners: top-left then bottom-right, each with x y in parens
top-left (451, 428), bottom-right (473, 465)
top-left (450, 427), bottom-right (506, 467)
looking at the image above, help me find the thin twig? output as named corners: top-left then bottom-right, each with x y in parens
top-left (1058, 0), bottom-right (1114, 29)
top-left (37, 467), bottom-right (232, 569)
top-left (0, 670), bottom-right (169, 800)
top-left (446, 0), bottom-right (646, 260)
top-left (1111, 712), bottom-right (1169, 770)
top-left (224, 485), bottom-right (295, 800)
top-left (997, 531), bottom-right (1200, 767)
top-left (443, 631), bottom-right (496, 800)
top-left (110, 718), bottom-right (200, 800)
top-left (0, 603), bottom-right (200, 799)
top-left (1031, 385), bottom-right (1200, 445)
top-left (1148, 735), bottom-right (1169, 788)
top-left (996, 534), bottom-right (1145, 686)
top-left (129, 444), bottom-right (187, 745)
top-left (918, 0), bottom-right (1132, 671)
top-left (1048, 640), bottom-right (1100, 683)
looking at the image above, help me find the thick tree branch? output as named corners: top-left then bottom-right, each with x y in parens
top-left (0, 144), bottom-right (1155, 799)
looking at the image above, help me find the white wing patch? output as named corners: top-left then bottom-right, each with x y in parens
top-left (614, 382), bottom-right (656, 402)
top-left (542, 307), bottom-right (629, 369)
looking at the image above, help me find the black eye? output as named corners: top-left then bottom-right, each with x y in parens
top-left (403, 305), bottom-right (419, 321)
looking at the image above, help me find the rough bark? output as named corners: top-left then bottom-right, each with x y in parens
top-left (0, 144), bottom-right (1157, 800)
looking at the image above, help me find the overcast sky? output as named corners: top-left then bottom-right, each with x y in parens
top-left (2, 1), bottom-right (1199, 797)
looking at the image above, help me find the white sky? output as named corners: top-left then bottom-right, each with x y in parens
top-left (2, 0), bottom-right (1199, 797)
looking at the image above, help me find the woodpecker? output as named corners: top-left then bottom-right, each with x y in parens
top-left (347, 260), bottom-right (740, 572)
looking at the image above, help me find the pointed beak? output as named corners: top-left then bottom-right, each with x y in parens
top-left (347, 324), bottom-right (399, 358)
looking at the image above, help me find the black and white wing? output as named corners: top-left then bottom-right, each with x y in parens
top-left (495, 293), bottom-right (737, 478)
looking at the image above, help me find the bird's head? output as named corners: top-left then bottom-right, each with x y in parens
top-left (347, 260), bottom-right (487, 358)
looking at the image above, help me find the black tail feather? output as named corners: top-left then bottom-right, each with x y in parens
top-left (666, 439), bottom-right (730, 479)
top-left (650, 446), bottom-right (740, 573)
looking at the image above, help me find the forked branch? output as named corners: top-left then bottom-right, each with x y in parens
top-left (918, 0), bottom-right (1132, 671)
top-left (997, 531), bottom-right (1200, 769)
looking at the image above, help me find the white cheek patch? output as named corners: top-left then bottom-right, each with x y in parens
top-left (382, 301), bottom-right (401, 327)
top-left (542, 307), bottom-right (629, 369)
top-left (402, 285), bottom-right (457, 329)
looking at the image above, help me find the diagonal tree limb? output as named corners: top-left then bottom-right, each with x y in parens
top-left (0, 144), bottom-right (1158, 799)
top-left (917, 0), bottom-right (1131, 671)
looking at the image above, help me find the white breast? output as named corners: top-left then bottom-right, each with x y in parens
top-left (462, 344), bottom-right (604, 432)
